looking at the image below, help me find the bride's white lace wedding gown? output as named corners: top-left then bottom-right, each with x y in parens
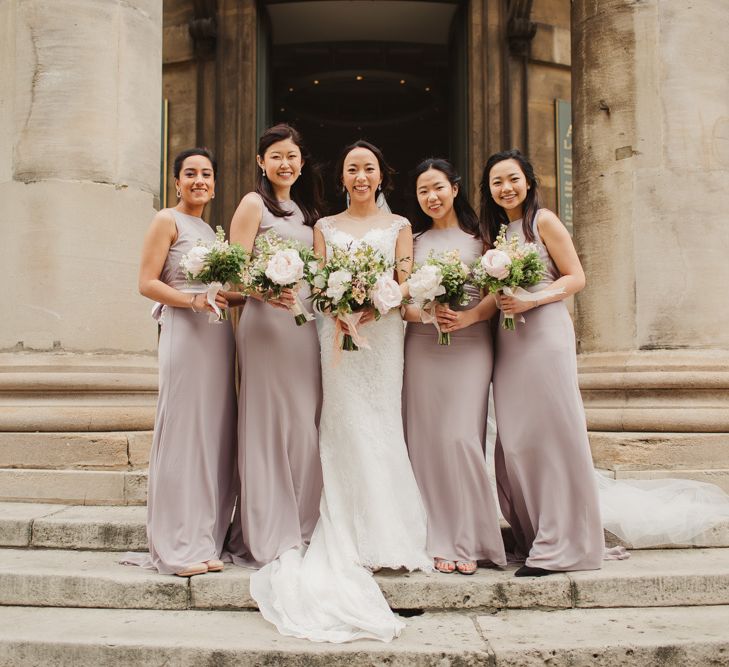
top-left (250, 216), bottom-right (431, 643)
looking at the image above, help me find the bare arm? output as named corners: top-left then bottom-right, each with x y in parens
top-left (138, 210), bottom-right (213, 312)
top-left (229, 193), bottom-right (295, 309)
top-left (395, 222), bottom-right (414, 305)
top-left (313, 225), bottom-right (327, 262)
top-left (500, 210), bottom-right (585, 315)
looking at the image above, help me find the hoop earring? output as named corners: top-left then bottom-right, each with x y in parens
top-left (176, 189), bottom-right (181, 199)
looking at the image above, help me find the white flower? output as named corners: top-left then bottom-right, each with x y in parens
top-left (480, 249), bottom-right (512, 280)
top-left (265, 249), bottom-right (304, 286)
top-left (408, 264), bottom-right (446, 305)
top-left (307, 260), bottom-right (320, 276)
top-left (180, 245), bottom-right (210, 277)
top-left (371, 275), bottom-right (402, 315)
top-left (313, 273), bottom-right (327, 289)
top-left (325, 270), bottom-right (352, 303)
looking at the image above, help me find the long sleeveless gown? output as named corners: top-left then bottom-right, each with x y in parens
top-left (225, 199), bottom-right (323, 568)
top-left (493, 213), bottom-right (604, 571)
top-left (249, 216), bottom-right (431, 643)
top-left (403, 227), bottom-right (506, 566)
top-left (122, 209), bottom-right (237, 574)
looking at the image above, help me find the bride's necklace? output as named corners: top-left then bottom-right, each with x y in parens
top-left (344, 208), bottom-right (381, 222)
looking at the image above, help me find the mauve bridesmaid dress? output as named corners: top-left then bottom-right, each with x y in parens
top-left (403, 226), bottom-right (506, 566)
top-left (124, 209), bottom-right (238, 574)
top-left (225, 198), bottom-right (323, 567)
top-left (493, 213), bottom-right (604, 571)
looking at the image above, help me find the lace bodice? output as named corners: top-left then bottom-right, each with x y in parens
top-left (316, 216), bottom-right (410, 264)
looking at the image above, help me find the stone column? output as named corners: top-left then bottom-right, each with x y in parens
top-left (572, 1), bottom-right (729, 488)
top-left (0, 1), bottom-right (161, 503)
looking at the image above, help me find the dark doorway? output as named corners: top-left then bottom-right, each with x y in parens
top-left (260, 0), bottom-right (467, 216)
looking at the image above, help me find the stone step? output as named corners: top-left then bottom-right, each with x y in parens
top-left (0, 431), bottom-right (151, 470)
top-left (0, 469), bottom-right (147, 505)
top-left (4, 501), bottom-right (729, 553)
top-left (0, 604), bottom-right (727, 666)
top-left (1, 547), bottom-right (729, 613)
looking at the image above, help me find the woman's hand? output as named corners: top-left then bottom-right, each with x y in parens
top-left (192, 291), bottom-right (228, 314)
top-left (267, 287), bottom-right (295, 310)
top-left (435, 304), bottom-right (477, 333)
top-left (337, 307), bottom-right (375, 334)
top-left (499, 294), bottom-right (534, 317)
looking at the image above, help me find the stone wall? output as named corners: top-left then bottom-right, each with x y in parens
top-left (1, 0), bottom-right (162, 353)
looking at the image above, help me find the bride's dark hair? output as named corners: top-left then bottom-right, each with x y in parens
top-left (410, 158), bottom-right (480, 238)
top-left (256, 123), bottom-right (324, 227)
top-left (335, 139), bottom-right (396, 197)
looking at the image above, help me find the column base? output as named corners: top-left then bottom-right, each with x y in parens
top-left (579, 349), bottom-right (729, 490)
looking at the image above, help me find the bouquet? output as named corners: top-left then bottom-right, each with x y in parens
top-left (238, 231), bottom-right (317, 325)
top-left (407, 250), bottom-right (471, 345)
top-left (179, 226), bottom-right (248, 322)
top-left (309, 243), bottom-right (403, 351)
top-left (470, 224), bottom-right (550, 330)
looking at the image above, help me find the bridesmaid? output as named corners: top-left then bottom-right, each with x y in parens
top-left (134, 148), bottom-right (237, 576)
top-left (481, 149), bottom-right (604, 576)
top-left (403, 158), bottom-right (506, 575)
top-left (224, 124), bottom-right (324, 567)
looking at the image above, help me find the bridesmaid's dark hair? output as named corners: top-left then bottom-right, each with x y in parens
top-left (335, 139), bottom-right (396, 197)
top-left (411, 158), bottom-right (480, 238)
top-left (173, 148), bottom-right (216, 178)
top-left (256, 123), bottom-right (324, 227)
top-left (479, 149), bottom-right (541, 246)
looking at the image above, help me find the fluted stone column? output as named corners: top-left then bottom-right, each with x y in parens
top-left (572, 1), bottom-right (729, 487)
top-left (0, 1), bottom-right (161, 499)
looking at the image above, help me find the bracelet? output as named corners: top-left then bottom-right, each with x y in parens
top-left (190, 294), bottom-right (200, 313)
top-left (534, 298), bottom-right (540, 308)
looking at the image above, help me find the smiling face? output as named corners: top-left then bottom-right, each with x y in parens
top-left (175, 155), bottom-right (215, 207)
top-left (488, 158), bottom-right (530, 218)
top-left (257, 138), bottom-right (303, 191)
top-left (342, 147), bottom-right (382, 204)
top-left (416, 167), bottom-right (458, 222)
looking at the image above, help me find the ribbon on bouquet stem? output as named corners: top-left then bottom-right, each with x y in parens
top-left (501, 285), bottom-right (566, 328)
top-left (418, 301), bottom-right (450, 345)
top-left (333, 311), bottom-right (371, 363)
top-left (206, 281), bottom-right (230, 323)
top-left (290, 291), bottom-right (314, 326)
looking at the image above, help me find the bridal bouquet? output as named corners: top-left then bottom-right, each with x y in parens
top-left (470, 224), bottom-right (547, 330)
top-left (309, 244), bottom-right (403, 351)
top-left (407, 250), bottom-right (471, 345)
top-left (180, 226), bottom-right (248, 322)
top-left (238, 231), bottom-right (317, 325)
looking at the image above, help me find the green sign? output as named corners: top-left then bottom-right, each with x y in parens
top-left (555, 99), bottom-right (573, 233)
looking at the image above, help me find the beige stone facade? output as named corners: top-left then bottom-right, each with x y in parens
top-left (2, 0), bottom-right (728, 497)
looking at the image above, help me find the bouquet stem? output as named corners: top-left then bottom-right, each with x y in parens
top-left (502, 315), bottom-right (515, 330)
top-left (342, 334), bottom-right (359, 351)
top-left (438, 331), bottom-right (451, 346)
top-left (291, 295), bottom-right (313, 326)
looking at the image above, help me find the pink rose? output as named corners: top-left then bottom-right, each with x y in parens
top-left (481, 249), bottom-right (512, 280)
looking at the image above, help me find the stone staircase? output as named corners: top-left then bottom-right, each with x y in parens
top-left (1, 501), bottom-right (729, 665)
top-left (3, 351), bottom-right (729, 664)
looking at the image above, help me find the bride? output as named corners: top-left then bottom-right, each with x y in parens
top-left (249, 140), bottom-right (432, 643)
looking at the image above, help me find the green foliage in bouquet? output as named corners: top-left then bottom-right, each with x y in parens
top-left (183, 226), bottom-right (249, 285)
top-left (469, 224), bottom-right (545, 294)
top-left (238, 230), bottom-right (318, 299)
